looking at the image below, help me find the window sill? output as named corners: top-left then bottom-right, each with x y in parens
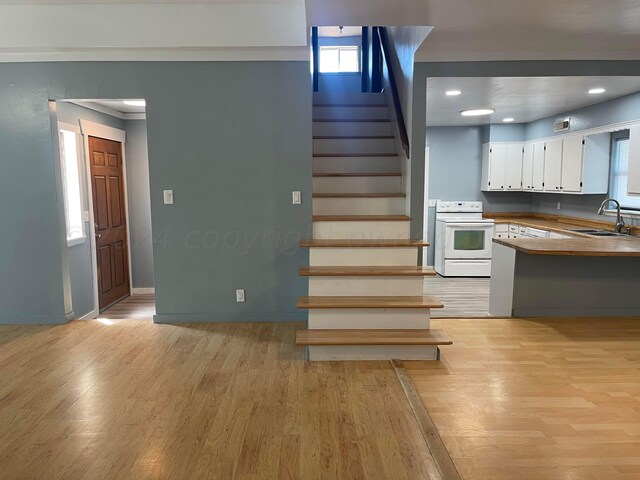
top-left (603, 209), bottom-right (640, 219)
top-left (67, 236), bottom-right (86, 247)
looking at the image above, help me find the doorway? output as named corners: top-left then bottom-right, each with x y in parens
top-left (88, 136), bottom-right (131, 310)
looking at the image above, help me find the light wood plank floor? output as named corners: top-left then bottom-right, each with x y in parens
top-left (405, 317), bottom-right (640, 480)
top-left (0, 310), bottom-right (439, 479)
top-left (424, 276), bottom-right (490, 318)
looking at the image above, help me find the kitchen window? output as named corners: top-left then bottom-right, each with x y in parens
top-left (319, 46), bottom-right (360, 73)
top-left (59, 126), bottom-right (85, 246)
top-left (610, 133), bottom-right (640, 211)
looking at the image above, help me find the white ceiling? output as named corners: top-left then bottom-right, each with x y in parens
top-left (426, 76), bottom-right (640, 126)
top-left (318, 26), bottom-right (362, 37)
top-left (416, 0), bottom-right (640, 61)
top-left (2, 0), bottom-right (640, 61)
top-left (66, 99), bottom-right (146, 120)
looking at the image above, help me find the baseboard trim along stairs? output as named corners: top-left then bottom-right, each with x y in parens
top-left (297, 91), bottom-right (451, 361)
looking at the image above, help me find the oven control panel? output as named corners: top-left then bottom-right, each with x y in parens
top-left (436, 201), bottom-right (483, 213)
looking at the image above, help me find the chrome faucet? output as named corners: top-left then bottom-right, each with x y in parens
top-left (597, 198), bottom-right (627, 233)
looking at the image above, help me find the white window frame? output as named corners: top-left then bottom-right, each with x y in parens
top-left (58, 122), bottom-right (86, 247)
top-left (319, 45), bottom-right (361, 73)
top-left (607, 132), bottom-right (640, 218)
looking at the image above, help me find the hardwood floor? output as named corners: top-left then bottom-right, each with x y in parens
top-left (423, 276), bottom-right (490, 318)
top-left (405, 317), bottom-right (640, 480)
top-left (0, 305), bottom-right (439, 479)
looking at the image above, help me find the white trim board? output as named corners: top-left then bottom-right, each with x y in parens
top-left (132, 288), bottom-right (155, 295)
top-left (78, 119), bottom-right (134, 318)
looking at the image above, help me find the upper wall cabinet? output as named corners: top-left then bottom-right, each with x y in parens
top-left (628, 125), bottom-right (640, 195)
top-left (482, 134), bottom-right (610, 195)
top-left (481, 143), bottom-right (524, 191)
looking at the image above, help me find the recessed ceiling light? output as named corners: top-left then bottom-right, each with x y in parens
top-left (588, 88), bottom-right (605, 94)
top-left (123, 100), bottom-right (146, 107)
top-left (461, 108), bottom-right (495, 117)
top-left (446, 90), bottom-right (462, 96)
top-left (502, 117), bottom-right (515, 123)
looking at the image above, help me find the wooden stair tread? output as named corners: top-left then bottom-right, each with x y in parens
top-left (297, 296), bottom-right (444, 309)
top-left (300, 239), bottom-right (429, 247)
top-left (313, 119), bottom-right (391, 123)
top-left (313, 172), bottom-right (401, 177)
top-left (313, 215), bottom-right (410, 222)
top-left (313, 193), bottom-right (406, 198)
top-left (296, 329), bottom-right (452, 346)
top-left (313, 153), bottom-right (398, 158)
top-left (300, 266), bottom-right (436, 276)
top-left (313, 103), bottom-right (387, 107)
top-left (313, 135), bottom-right (394, 139)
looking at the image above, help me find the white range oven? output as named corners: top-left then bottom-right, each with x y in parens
top-left (434, 201), bottom-right (495, 277)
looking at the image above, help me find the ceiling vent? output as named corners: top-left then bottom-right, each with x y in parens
top-left (554, 117), bottom-right (571, 132)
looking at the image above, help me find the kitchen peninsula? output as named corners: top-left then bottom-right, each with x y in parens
top-left (490, 236), bottom-right (640, 317)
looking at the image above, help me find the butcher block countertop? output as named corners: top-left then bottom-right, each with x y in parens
top-left (493, 236), bottom-right (640, 256)
top-left (485, 212), bottom-right (640, 236)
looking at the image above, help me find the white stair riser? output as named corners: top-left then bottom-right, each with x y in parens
top-left (313, 157), bottom-right (399, 174)
top-left (308, 345), bottom-right (439, 361)
top-left (313, 92), bottom-right (385, 105)
top-left (313, 106), bottom-right (389, 120)
top-left (309, 247), bottom-right (418, 266)
top-left (313, 220), bottom-right (410, 239)
top-left (308, 309), bottom-right (430, 329)
top-left (313, 197), bottom-right (405, 215)
top-left (308, 277), bottom-right (423, 296)
top-left (313, 138), bottom-right (395, 154)
top-left (313, 121), bottom-right (392, 137)
top-left (313, 176), bottom-right (402, 193)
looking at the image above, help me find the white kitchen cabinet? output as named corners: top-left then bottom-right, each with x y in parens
top-left (560, 136), bottom-right (584, 193)
top-left (532, 142), bottom-right (545, 191)
top-left (580, 132), bottom-right (611, 194)
top-left (506, 144), bottom-right (524, 190)
top-left (522, 143), bottom-right (534, 190)
top-left (627, 125), bottom-right (640, 195)
top-left (543, 138), bottom-right (563, 192)
top-left (481, 143), bottom-right (523, 191)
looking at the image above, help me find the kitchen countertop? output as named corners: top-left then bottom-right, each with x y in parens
top-left (493, 236), bottom-right (640, 256)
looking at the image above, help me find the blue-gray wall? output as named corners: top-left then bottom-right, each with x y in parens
top-left (124, 120), bottom-right (154, 290)
top-left (489, 123), bottom-right (526, 142)
top-left (425, 126), bottom-right (532, 264)
top-left (0, 61), bottom-right (312, 324)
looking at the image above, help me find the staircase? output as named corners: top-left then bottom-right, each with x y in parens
top-left (296, 91), bottom-right (451, 361)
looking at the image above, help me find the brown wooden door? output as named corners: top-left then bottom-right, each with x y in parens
top-left (89, 136), bottom-right (131, 310)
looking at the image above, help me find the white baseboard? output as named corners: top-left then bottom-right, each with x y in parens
top-left (78, 309), bottom-right (99, 320)
top-left (132, 288), bottom-right (155, 295)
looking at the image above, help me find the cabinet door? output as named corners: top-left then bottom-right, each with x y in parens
top-left (628, 125), bottom-right (640, 195)
top-left (561, 136), bottom-right (584, 193)
top-left (488, 144), bottom-right (507, 190)
top-left (543, 139), bottom-right (563, 192)
top-left (522, 143), bottom-right (534, 190)
top-left (532, 142), bottom-right (545, 191)
top-left (505, 144), bottom-right (524, 190)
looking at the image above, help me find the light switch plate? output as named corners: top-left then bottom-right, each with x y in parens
top-left (163, 190), bottom-right (174, 205)
top-left (82, 211), bottom-right (90, 222)
top-left (292, 191), bottom-right (302, 205)
top-left (236, 289), bottom-right (245, 303)
top-left (428, 199), bottom-right (437, 207)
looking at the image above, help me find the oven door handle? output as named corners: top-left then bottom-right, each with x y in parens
top-left (445, 223), bottom-right (494, 228)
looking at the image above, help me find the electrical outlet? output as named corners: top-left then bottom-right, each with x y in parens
top-left (556, 201), bottom-right (561, 210)
top-left (163, 190), bottom-right (174, 205)
top-left (236, 289), bottom-right (245, 303)
top-left (292, 191), bottom-right (302, 205)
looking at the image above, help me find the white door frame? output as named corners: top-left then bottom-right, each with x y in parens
top-left (79, 119), bottom-right (133, 318)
